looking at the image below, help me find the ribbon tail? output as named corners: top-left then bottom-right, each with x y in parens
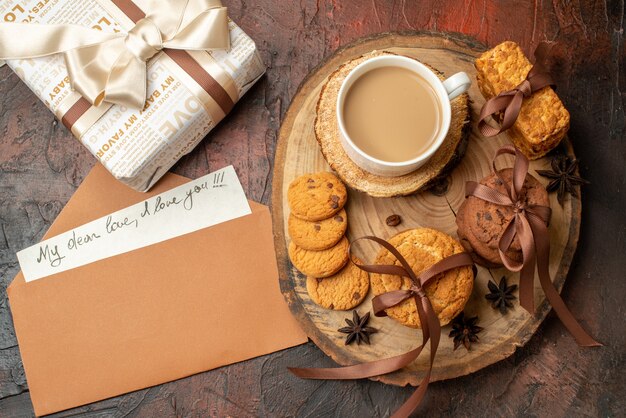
top-left (390, 371), bottom-right (432, 418)
top-left (518, 256), bottom-right (536, 314)
top-left (529, 216), bottom-right (602, 347)
top-left (478, 93), bottom-right (516, 137)
top-left (291, 292), bottom-right (429, 381)
top-left (514, 215), bottom-right (537, 313)
top-left (288, 343), bottom-right (426, 381)
top-left (104, 51), bottom-right (148, 109)
top-left (0, 23), bottom-right (119, 60)
top-left (372, 290), bottom-right (414, 317)
top-left (390, 294), bottom-right (440, 418)
top-left (164, 7), bottom-right (230, 51)
top-left (498, 91), bottom-right (524, 133)
top-left (498, 219), bottom-right (526, 273)
top-left (64, 38), bottom-right (127, 107)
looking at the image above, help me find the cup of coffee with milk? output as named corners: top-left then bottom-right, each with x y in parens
top-left (336, 55), bottom-right (471, 176)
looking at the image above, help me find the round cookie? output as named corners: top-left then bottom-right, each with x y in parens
top-left (288, 209), bottom-right (347, 250)
top-left (456, 200), bottom-right (518, 268)
top-left (306, 257), bottom-right (369, 310)
top-left (456, 169), bottom-right (549, 266)
top-left (288, 172), bottom-right (348, 221)
top-left (370, 228), bottom-right (474, 328)
top-left (289, 236), bottom-right (350, 278)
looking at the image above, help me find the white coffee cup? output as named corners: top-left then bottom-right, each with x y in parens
top-left (336, 55), bottom-right (471, 177)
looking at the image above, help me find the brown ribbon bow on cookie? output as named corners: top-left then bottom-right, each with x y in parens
top-left (478, 43), bottom-right (555, 137)
top-left (466, 145), bottom-right (601, 347)
top-left (289, 236), bottom-right (474, 418)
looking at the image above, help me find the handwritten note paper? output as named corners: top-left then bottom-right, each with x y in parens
top-left (17, 166), bottom-right (251, 282)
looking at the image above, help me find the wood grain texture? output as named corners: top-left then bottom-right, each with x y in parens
top-left (0, 0), bottom-right (624, 416)
top-left (273, 32), bottom-right (581, 386)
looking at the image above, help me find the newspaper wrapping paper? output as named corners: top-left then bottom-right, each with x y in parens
top-left (0, 0), bottom-right (265, 191)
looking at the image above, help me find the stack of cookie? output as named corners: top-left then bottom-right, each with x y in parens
top-left (287, 172), bottom-right (369, 310)
top-left (475, 41), bottom-right (569, 159)
top-left (456, 168), bottom-right (549, 267)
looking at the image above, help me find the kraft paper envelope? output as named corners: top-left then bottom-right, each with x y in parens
top-left (7, 164), bottom-right (307, 416)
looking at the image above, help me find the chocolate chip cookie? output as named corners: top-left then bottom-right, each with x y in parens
top-left (288, 172), bottom-right (348, 221)
top-left (306, 257), bottom-right (369, 310)
top-left (288, 209), bottom-right (347, 251)
top-left (456, 168), bottom-right (549, 266)
top-left (288, 236), bottom-right (350, 278)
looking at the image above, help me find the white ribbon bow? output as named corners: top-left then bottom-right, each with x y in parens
top-left (0, 0), bottom-right (230, 108)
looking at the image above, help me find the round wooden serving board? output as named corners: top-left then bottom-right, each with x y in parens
top-left (272, 32), bottom-right (581, 386)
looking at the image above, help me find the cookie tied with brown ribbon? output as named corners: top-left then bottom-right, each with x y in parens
top-left (477, 56), bottom-right (554, 137)
top-left (289, 236), bottom-right (475, 418)
top-left (458, 145), bottom-right (600, 347)
top-left (475, 41), bottom-right (570, 160)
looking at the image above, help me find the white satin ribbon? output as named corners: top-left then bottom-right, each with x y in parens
top-left (0, 0), bottom-right (230, 109)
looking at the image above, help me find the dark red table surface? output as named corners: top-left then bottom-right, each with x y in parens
top-left (0, 1), bottom-right (624, 417)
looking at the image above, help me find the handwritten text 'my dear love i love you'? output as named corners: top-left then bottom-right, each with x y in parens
top-left (35, 180), bottom-right (216, 268)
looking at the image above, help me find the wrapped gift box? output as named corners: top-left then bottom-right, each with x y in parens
top-left (1, 0), bottom-right (265, 191)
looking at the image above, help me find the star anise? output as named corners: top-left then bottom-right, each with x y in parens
top-left (485, 276), bottom-right (518, 314)
top-left (338, 311), bottom-right (378, 345)
top-left (536, 155), bottom-right (590, 205)
top-left (448, 312), bottom-right (483, 351)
